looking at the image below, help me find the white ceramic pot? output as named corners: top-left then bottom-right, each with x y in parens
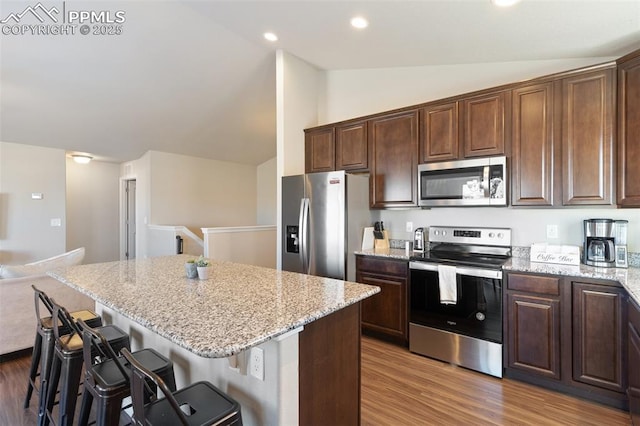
top-left (197, 266), bottom-right (211, 280)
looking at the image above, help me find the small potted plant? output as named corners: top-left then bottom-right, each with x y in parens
top-left (194, 255), bottom-right (212, 280)
top-left (184, 259), bottom-right (198, 279)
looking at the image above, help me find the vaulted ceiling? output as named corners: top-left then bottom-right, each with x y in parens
top-left (1, 0), bottom-right (639, 165)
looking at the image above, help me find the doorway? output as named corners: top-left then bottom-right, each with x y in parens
top-left (125, 179), bottom-right (136, 259)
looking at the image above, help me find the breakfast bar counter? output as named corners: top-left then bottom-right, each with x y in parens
top-left (49, 254), bottom-right (379, 426)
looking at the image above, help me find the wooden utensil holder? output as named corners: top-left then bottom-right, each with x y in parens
top-left (374, 231), bottom-right (390, 250)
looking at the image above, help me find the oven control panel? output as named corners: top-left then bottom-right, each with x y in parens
top-left (429, 226), bottom-right (511, 247)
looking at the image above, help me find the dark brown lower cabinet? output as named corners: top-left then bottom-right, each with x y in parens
top-left (504, 272), bottom-right (628, 410)
top-left (629, 299), bottom-right (640, 425)
top-left (506, 293), bottom-right (561, 379)
top-left (572, 281), bottom-right (627, 393)
top-left (356, 256), bottom-right (408, 346)
top-left (299, 303), bottom-right (361, 426)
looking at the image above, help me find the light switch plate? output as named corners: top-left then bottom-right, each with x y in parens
top-left (50, 218), bottom-right (62, 227)
top-left (547, 225), bottom-right (558, 239)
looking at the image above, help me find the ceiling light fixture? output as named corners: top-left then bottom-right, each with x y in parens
top-left (72, 155), bottom-right (92, 164)
top-left (491, 0), bottom-right (521, 6)
top-left (350, 16), bottom-right (368, 29)
top-left (264, 32), bottom-right (278, 42)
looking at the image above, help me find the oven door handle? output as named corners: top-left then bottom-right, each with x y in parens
top-left (409, 261), bottom-right (503, 280)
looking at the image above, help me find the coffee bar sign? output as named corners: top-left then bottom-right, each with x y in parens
top-left (530, 243), bottom-right (581, 266)
top-left (1, 2), bottom-right (126, 36)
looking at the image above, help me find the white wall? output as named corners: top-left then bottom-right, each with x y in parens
top-left (66, 158), bottom-right (120, 264)
top-left (320, 57), bottom-right (617, 124)
top-left (257, 157), bottom-right (277, 225)
top-left (148, 151), bottom-right (258, 231)
top-left (373, 208), bottom-right (640, 252)
top-left (203, 226), bottom-right (276, 268)
top-left (0, 142), bottom-right (66, 263)
top-left (276, 51), bottom-right (324, 268)
top-left (125, 151), bottom-right (260, 259)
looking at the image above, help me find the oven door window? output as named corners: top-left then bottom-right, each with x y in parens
top-left (410, 269), bottom-right (502, 343)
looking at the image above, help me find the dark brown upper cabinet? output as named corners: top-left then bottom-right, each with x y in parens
top-left (511, 82), bottom-right (556, 206)
top-left (561, 67), bottom-right (615, 206)
top-left (369, 110), bottom-right (419, 208)
top-left (461, 90), bottom-right (510, 158)
top-left (419, 101), bottom-right (459, 162)
top-left (305, 127), bottom-right (335, 173)
top-left (617, 50), bottom-right (640, 207)
top-left (336, 120), bottom-right (368, 171)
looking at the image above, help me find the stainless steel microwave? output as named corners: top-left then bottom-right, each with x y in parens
top-left (417, 156), bottom-right (507, 207)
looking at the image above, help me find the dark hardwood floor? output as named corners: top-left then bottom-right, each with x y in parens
top-left (0, 337), bottom-right (631, 425)
top-left (361, 336), bottom-right (630, 425)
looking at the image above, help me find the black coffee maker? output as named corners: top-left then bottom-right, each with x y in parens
top-left (583, 219), bottom-right (616, 267)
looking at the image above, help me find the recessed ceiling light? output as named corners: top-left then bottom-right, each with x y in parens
top-left (264, 32), bottom-right (278, 42)
top-left (491, 0), bottom-right (521, 6)
top-left (350, 16), bottom-right (368, 29)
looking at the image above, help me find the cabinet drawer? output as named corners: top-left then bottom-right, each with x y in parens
top-left (507, 273), bottom-right (560, 295)
top-left (356, 256), bottom-right (407, 277)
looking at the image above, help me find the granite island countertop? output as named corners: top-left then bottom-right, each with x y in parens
top-left (48, 254), bottom-right (380, 358)
top-left (355, 249), bottom-right (640, 305)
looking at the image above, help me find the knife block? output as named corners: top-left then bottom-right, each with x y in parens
top-left (374, 231), bottom-right (390, 250)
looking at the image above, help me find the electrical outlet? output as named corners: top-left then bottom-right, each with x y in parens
top-left (547, 225), bottom-right (558, 239)
top-left (406, 222), bottom-right (413, 233)
top-left (249, 347), bottom-right (264, 381)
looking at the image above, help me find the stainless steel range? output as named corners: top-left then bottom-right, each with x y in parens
top-left (409, 226), bottom-right (511, 378)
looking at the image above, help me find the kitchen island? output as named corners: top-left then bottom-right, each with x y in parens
top-left (49, 255), bottom-right (379, 426)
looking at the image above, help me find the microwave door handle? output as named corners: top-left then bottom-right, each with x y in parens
top-left (482, 165), bottom-right (490, 198)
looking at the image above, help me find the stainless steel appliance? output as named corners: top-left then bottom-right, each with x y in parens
top-left (417, 156), bottom-right (507, 207)
top-left (414, 227), bottom-right (426, 252)
top-left (409, 226), bottom-right (511, 378)
top-left (282, 171), bottom-right (370, 281)
top-left (583, 219), bottom-right (616, 267)
top-left (582, 218), bottom-right (629, 268)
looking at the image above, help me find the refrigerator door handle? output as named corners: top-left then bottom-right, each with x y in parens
top-left (299, 198), bottom-right (310, 274)
top-left (303, 198), bottom-right (311, 274)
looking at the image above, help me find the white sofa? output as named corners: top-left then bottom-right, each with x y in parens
top-left (0, 248), bottom-right (95, 356)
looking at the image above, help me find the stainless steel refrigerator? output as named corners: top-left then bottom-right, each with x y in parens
top-left (282, 171), bottom-right (370, 281)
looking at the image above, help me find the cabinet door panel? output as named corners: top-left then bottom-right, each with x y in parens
top-left (369, 111), bottom-right (418, 208)
top-left (572, 282), bottom-right (626, 392)
top-left (359, 274), bottom-right (407, 341)
top-left (562, 69), bottom-right (615, 205)
top-left (420, 102), bottom-right (459, 162)
top-left (507, 293), bottom-right (561, 379)
top-left (618, 56), bottom-right (640, 207)
top-left (462, 91), bottom-right (507, 158)
top-left (511, 83), bottom-right (555, 206)
top-left (305, 128), bottom-right (335, 173)
top-left (336, 121), bottom-right (368, 171)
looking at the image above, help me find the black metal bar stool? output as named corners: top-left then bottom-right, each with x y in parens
top-left (76, 319), bottom-right (177, 426)
top-left (42, 299), bottom-right (130, 426)
top-left (25, 286), bottom-right (103, 418)
top-left (122, 348), bottom-right (243, 426)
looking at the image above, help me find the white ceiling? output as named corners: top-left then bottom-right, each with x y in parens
top-left (1, 0), bottom-right (639, 165)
